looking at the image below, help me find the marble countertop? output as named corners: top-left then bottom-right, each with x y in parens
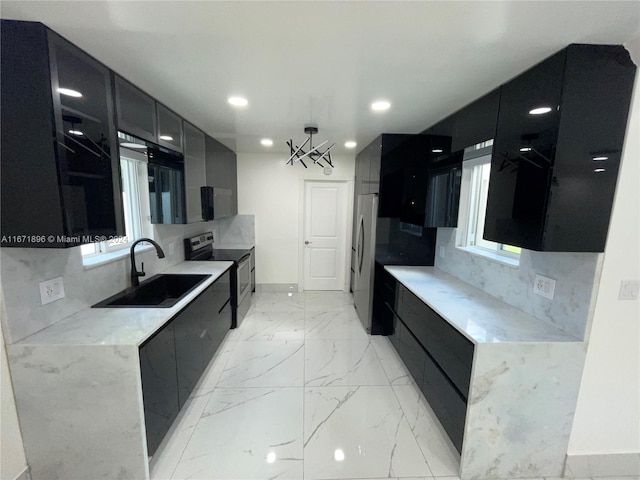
top-left (16, 261), bottom-right (233, 347)
top-left (385, 266), bottom-right (580, 344)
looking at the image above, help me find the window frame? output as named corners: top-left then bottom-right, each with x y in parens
top-left (456, 143), bottom-right (521, 265)
top-left (81, 147), bottom-right (152, 262)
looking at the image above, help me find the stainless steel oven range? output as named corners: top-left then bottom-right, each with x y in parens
top-left (184, 232), bottom-right (252, 328)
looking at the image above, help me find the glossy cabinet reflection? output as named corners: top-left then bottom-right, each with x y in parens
top-left (1, 20), bottom-right (124, 248)
top-left (184, 121), bottom-right (207, 223)
top-left (139, 323), bottom-right (179, 458)
top-left (485, 45), bottom-right (636, 251)
top-left (157, 103), bottom-right (183, 152)
top-left (148, 146), bottom-right (186, 224)
top-left (114, 75), bottom-right (157, 143)
top-left (174, 271), bottom-right (231, 407)
top-left (140, 270), bottom-right (231, 457)
top-left (205, 135), bottom-right (238, 217)
top-left (390, 282), bottom-right (474, 453)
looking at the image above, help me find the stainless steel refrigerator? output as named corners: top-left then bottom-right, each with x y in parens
top-left (353, 193), bottom-right (378, 332)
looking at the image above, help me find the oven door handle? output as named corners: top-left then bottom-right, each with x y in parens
top-left (238, 253), bottom-right (251, 265)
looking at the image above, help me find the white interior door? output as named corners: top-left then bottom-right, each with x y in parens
top-left (303, 181), bottom-right (348, 290)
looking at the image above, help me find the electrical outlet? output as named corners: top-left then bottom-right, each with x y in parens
top-left (619, 280), bottom-right (639, 300)
top-left (39, 277), bottom-right (65, 305)
top-left (533, 274), bottom-right (556, 300)
top-left (439, 246), bottom-right (446, 258)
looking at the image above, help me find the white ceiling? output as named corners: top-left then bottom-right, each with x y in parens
top-left (2, 1), bottom-right (639, 155)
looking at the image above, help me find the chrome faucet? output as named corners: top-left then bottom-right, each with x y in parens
top-left (130, 238), bottom-right (165, 287)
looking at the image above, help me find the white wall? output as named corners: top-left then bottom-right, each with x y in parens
top-left (237, 153), bottom-right (355, 285)
top-left (568, 38), bottom-right (640, 455)
top-left (0, 293), bottom-right (28, 480)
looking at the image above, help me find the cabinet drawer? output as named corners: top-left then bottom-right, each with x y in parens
top-left (397, 284), bottom-right (473, 398)
top-left (390, 316), bottom-right (426, 387)
top-left (422, 348), bottom-right (467, 453)
top-left (211, 270), bottom-right (231, 311)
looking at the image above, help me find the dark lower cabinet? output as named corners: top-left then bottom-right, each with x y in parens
top-left (139, 323), bottom-right (179, 458)
top-left (139, 270), bottom-right (231, 456)
top-left (174, 270), bottom-right (231, 406)
top-left (390, 281), bottom-right (474, 454)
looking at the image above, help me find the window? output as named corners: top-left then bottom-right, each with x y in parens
top-left (81, 149), bottom-right (151, 260)
top-left (457, 142), bottom-right (521, 263)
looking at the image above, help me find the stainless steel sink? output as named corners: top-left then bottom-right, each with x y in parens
top-left (92, 274), bottom-right (211, 308)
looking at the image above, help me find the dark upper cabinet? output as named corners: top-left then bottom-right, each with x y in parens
top-left (1, 20), bottom-right (124, 248)
top-left (183, 121), bottom-right (207, 223)
top-left (147, 146), bottom-right (186, 224)
top-left (114, 75), bottom-right (157, 143)
top-left (451, 88), bottom-right (500, 152)
top-left (485, 45), bottom-right (636, 252)
top-left (204, 135), bottom-right (238, 218)
top-left (424, 151), bottom-right (463, 228)
top-left (157, 103), bottom-right (184, 153)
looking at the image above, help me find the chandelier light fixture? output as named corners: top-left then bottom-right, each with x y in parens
top-left (286, 125), bottom-right (335, 170)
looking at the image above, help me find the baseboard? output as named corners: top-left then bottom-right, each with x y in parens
top-left (255, 283), bottom-right (298, 293)
top-left (564, 452), bottom-right (640, 478)
top-left (12, 466), bottom-right (31, 480)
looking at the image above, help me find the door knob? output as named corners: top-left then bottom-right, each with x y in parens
top-left (305, 241), bottom-right (311, 245)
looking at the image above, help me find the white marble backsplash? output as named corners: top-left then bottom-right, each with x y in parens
top-left (212, 214), bottom-right (255, 246)
top-left (435, 228), bottom-right (602, 340)
top-left (0, 216), bottom-right (255, 344)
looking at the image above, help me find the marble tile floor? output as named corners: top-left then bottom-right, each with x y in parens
top-left (150, 291), bottom-right (461, 480)
top-left (149, 291), bottom-right (626, 480)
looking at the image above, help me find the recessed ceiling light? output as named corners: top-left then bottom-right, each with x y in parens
top-left (520, 146), bottom-right (532, 152)
top-left (68, 130), bottom-right (83, 136)
top-left (529, 106), bottom-right (552, 115)
top-left (592, 156), bottom-right (608, 161)
top-left (432, 148), bottom-right (443, 153)
top-left (159, 135), bottom-right (173, 141)
top-left (371, 100), bottom-right (391, 111)
top-left (120, 142), bottom-right (146, 149)
top-left (334, 449), bottom-right (345, 462)
top-left (345, 141), bottom-right (357, 149)
top-left (58, 87), bottom-right (82, 97)
top-left (228, 96), bottom-right (248, 107)
top-left (594, 168), bottom-right (606, 173)
top-left (261, 138), bottom-right (273, 146)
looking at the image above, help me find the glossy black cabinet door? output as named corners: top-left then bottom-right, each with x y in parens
top-left (114, 75), bottom-right (157, 143)
top-left (157, 103), bottom-right (184, 153)
top-left (139, 322), bottom-right (179, 458)
top-left (1, 20), bottom-right (123, 248)
top-left (184, 121), bottom-right (207, 223)
top-left (424, 151), bottom-right (463, 228)
top-left (451, 88), bottom-right (500, 152)
top-left (174, 271), bottom-right (231, 407)
top-left (390, 316), bottom-right (426, 387)
top-left (205, 135), bottom-right (238, 216)
top-left (484, 50), bottom-right (565, 250)
top-left (49, 32), bottom-right (123, 240)
top-left (485, 45), bottom-right (635, 252)
top-left (421, 349), bottom-right (466, 453)
top-left (544, 45), bottom-right (635, 251)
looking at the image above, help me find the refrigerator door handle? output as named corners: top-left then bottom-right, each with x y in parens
top-left (358, 215), bottom-right (365, 274)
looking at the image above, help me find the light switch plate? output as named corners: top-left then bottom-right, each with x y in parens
top-left (619, 280), bottom-right (639, 300)
top-left (534, 274), bottom-right (556, 300)
top-left (168, 242), bottom-right (175, 256)
top-left (439, 246), bottom-right (446, 258)
top-left (39, 277), bottom-right (65, 305)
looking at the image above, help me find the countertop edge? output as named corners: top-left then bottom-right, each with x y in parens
top-left (384, 265), bottom-right (581, 345)
top-left (13, 261), bottom-right (235, 347)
